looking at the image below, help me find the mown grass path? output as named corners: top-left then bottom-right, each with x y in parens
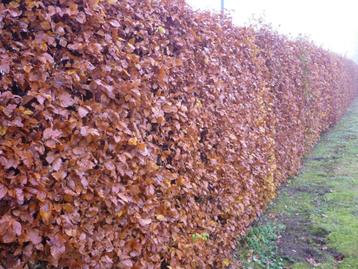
top-left (237, 99), bottom-right (358, 269)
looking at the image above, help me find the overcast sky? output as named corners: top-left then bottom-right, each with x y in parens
top-left (186, 0), bottom-right (358, 61)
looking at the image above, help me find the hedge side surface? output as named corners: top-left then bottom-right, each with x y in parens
top-left (0, 0), bottom-right (357, 268)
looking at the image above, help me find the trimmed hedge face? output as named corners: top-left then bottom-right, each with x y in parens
top-left (0, 0), bottom-right (357, 268)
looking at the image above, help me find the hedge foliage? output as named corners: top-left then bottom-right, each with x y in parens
top-left (0, 0), bottom-right (357, 268)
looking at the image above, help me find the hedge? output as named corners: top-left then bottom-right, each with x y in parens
top-left (0, 0), bottom-right (357, 268)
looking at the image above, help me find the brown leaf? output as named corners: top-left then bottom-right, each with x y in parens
top-left (13, 220), bottom-right (22, 236)
top-left (120, 259), bottom-right (133, 267)
top-left (87, 0), bottom-right (100, 9)
top-left (78, 106), bottom-right (89, 118)
top-left (0, 184), bottom-right (7, 200)
top-left (58, 92), bottom-right (75, 107)
top-left (52, 158), bottom-right (63, 171)
top-left (39, 203), bottom-right (52, 224)
top-left (109, 20), bottom-right (121, 28)
top-left (43, 128), bottom-right (63, 140)
top-left (0, 61), bottom-right (10, 74)
top-left (49, 234), bottom-right (66, 261)
top-left (76, 12), bottom-right (86, 24)
top-left (0, 216), bottom-right (22, 243)
top-left (139, 218), bottom-right (152, 226)
top-left (28, 229), bottom-right (42, 245)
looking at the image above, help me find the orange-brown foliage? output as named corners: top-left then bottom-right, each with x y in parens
top-left (0, 0), bottom-right (357, 268)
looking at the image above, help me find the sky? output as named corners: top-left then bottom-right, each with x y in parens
top-left (186, 0), bottom-right (358, 61)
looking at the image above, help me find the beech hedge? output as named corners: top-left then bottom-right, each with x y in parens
top-left (0, 0), bottom-right (357, 268)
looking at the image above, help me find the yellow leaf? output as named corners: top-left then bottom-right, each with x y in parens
top-left (0, 126), bottom-right (7, 136)
top-left (222, 258), bottom-right (231, 266)
top-left (40, 42), bottom-right (48, 51)
top-left (204, 56), bottom-right (209, 65)
top-left (156, 214), bottom-right (165, 221)
top-left (116, 210), bottom-right (125, 218)
top-left (148, 161), bottom-right (159, 172)
top-left (39, 208), bottom-right (51, 223)
top-left (157, 26), bottom-right (166, 34)
top-left (63, 203), bottom-right (74, 213)
top-left (177, 176), bottom-right (186, 186)
top-left (23, 65), bottom-right (32, 73)
top-left (23, 109), bottom-right (33, 116)
top-left (127, 42), bottom-right (135, 50)
top-left (128, 137), bottom-right (138, 146)
top-left (67, 69), bottom-right (77, 75)
top-left (164, 178), bottom-right (171, 187)
top-left (122, 69), bottom-right (130, 77)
